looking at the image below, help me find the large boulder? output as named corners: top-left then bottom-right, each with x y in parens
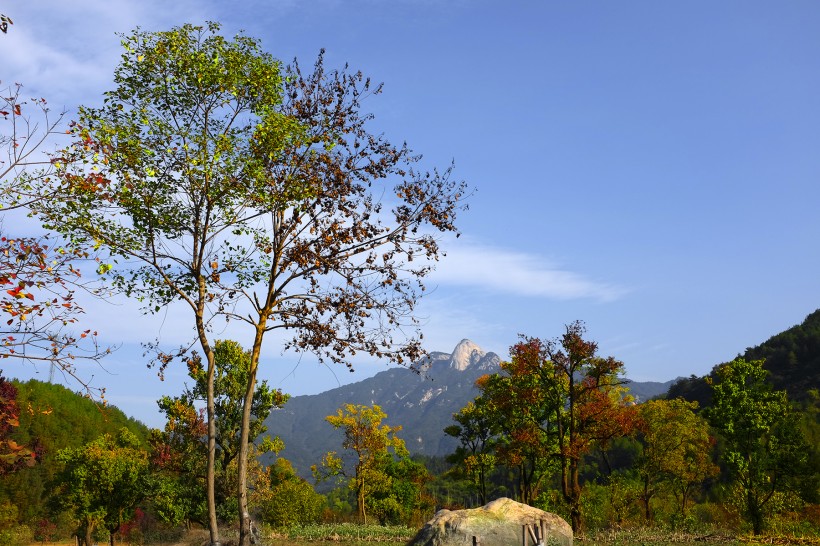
top-left (408, 498), bottom-right (572, 546)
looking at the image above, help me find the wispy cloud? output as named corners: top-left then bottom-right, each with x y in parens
top-left (431, 242), bottom-right (626, 302)
top-left (3, 1), bottom-right (207, 108)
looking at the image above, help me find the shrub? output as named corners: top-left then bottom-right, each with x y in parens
top-left (257, 478), bottom-right (325, 527)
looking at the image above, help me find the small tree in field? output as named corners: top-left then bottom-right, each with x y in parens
top-left (314, 404), bottom-right (410, 524)
top-left (41, 21), bottom-right (467, 546)
top-left (445, 399), bottom-right (498, 505)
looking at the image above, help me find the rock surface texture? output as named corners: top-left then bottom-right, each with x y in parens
top-left (408, 498), bottom-right (572, 546)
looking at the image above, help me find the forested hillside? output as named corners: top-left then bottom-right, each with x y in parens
top-left (0, 379), bottom-right (148, 522)
top-left (668, 309), bottom-right (820, 406)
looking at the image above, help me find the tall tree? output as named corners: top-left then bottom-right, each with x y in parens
top-left (39, 23), bottom-right (289, 546)
top-left (705, 358), bottom-right (809, 535)
top-left (41, 23), bottom-right (467, 546)
top-left (314, 403), bottom-right (409, 524)
top-left (635, 398), bottom-right (717, 522)
top-left (51, 428), bottom-right (149, 546)
top-left (544, 322), bottom-right (636, 532)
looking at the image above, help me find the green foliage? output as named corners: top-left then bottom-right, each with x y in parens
top-left (705, 358), bottom-right (810, 535)
top-left (255, 458), bottom-right (325, 527)
top-left (445, 400), bottom-right (499, 505)
top-left (150, 339), bottom-right (286, 526)
top-left (368, 456), bottom-right (434, 526)
top-left (51, 428), bottom-right (150, 545)
top-left (636, 398), bottom-right (718, 521)
top-left (270, 521), bottom-right (415, 542)
top-left (181, 340), bottom-right (289, 472)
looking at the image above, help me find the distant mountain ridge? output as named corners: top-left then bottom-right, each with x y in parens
top-left (260, 339), bottom-right (672, 477)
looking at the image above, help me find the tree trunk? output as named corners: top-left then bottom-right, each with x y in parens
top-left (569, 458), bottom-right (582, 533)
top-left (642, 476), bottom-right (652, 523)
top-left (237, 326), bottom-right (264, 546)
top-left (748, 489), bottom-right (763, 535)
top-left (84, 522), bottom-right (93, 546)
top-left (197, 320), bottom-right (220, 546)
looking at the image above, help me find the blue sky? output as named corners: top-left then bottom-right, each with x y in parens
top-left (4, 1), bottom-right (820, 428)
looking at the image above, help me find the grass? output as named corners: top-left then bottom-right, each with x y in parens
top-left (22, 524), bottom-right (820, 546)
top-left (575, 527), bottom-right (820, 546)
top-left (265, 522), bottom-right (416, 543)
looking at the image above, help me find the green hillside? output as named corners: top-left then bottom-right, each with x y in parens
top-left (668, 309), bottom-right (820, 406)
top-left (0, 378), bottom-right (149, 523)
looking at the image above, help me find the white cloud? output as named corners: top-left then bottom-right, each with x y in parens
top-left (2, 0), bottom-right (209, 108)
top-left (431, 241), bottom-right (626, 302)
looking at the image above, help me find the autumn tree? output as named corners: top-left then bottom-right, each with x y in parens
top-left (545, 322), bottom-right (636, 531)
top-left (51, 428), bottom-right (149, 546)
top-left (473, 365), bottom-right (554, 506)
top-left (40, 22), bottom-right (466, 546)
top-left (475, 324), bottom-right (635, 531)
top-left (705, 358), bottom-right (809, 535)
top-left (635, 398), bottom-right (717, 522)
top-left (1, 84), bottom-right (108, 393)
top-left (314, 404), bottom-right (412, 524)
top-left (0, 374), bottom-right (35, 473)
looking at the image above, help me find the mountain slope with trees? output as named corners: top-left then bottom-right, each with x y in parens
top-left (668, 309), bottom-right (820, 406)
top-left (0, 378), bottom-right (148, 524)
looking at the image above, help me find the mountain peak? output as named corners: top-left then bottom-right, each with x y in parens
top-left (451, 339), bottom-right (486, 371)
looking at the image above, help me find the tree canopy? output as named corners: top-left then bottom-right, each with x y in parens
top-left (705, 358), bottom-right (810, 535)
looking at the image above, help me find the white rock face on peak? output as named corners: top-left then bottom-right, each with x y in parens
top-left (450, 339), bottom-right (486, 371)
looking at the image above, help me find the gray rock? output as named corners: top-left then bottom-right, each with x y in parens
top-left (408, 498), bottom-right (572, 546)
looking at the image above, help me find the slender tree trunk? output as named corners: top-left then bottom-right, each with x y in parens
top-left (206, 347), bottom-right (220, 546)
top-left (237, 325), bottom-right (265, 546)
top-left (642, 476), bottom-right (652, 522)
top-left (569, 457), bottom-right (582, 533)
top-left (195, 315), bottom-right (220, 546)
